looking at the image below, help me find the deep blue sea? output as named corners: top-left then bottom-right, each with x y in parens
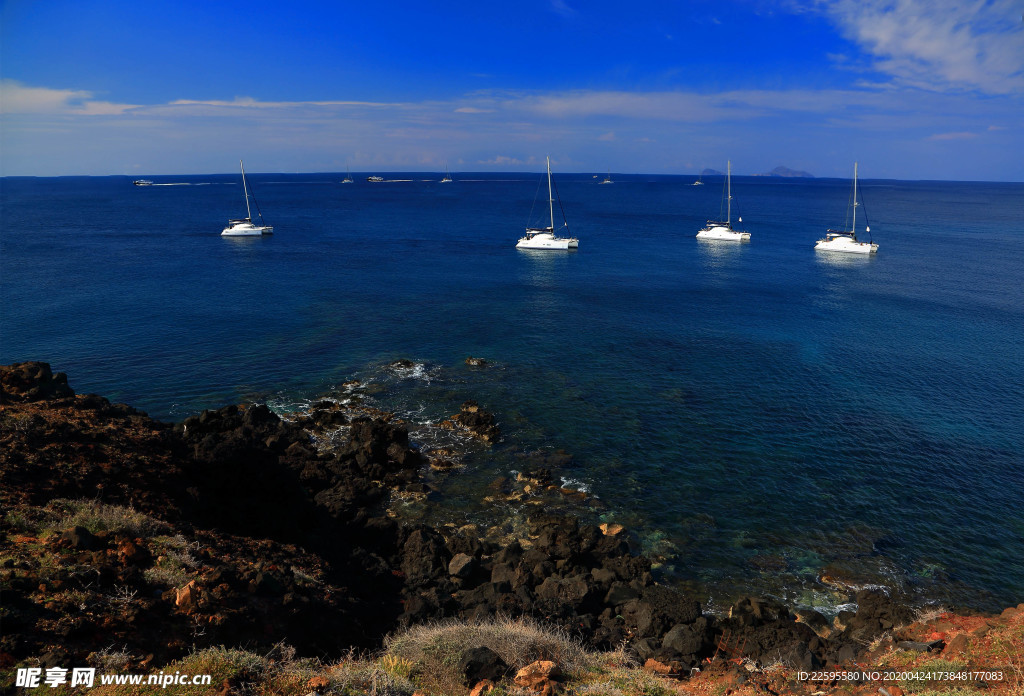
top-left (2, 172), bottom-right (1022, 613)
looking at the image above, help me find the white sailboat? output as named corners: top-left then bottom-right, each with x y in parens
top-left (440, 164), bottom-right (453, 183)
top-left (221, 160), bottom-right (273, 237)
top-left (342, 167), bottom-right (353, 184)
top-left (815, 162), bottom-right (878, 254)
top-left (696, 161), bottom-right (749, 241)
top-left (516, 157), bottom-right (578, 250)
top-left (692, 173), bottom-right (704, 186)
top-left (599, 171), bottom-right (613, 184)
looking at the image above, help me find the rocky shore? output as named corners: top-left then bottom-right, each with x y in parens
top-left (1, 362), bottom-right (1016, 693)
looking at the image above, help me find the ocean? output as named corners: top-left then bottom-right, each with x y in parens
top-left (2, 171), bottom-right (1022, 613)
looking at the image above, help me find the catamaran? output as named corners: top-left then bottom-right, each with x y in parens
top-left (516, 157), bottom-right (578, 250)
top-left (221, 160), bottom-right (273, 237)
top-left (440, 164), bottom-right (453, 183)
top-left (815, 162), bottom-right (878, 254)
top-left (342, 167), bottom-right (353, 184)
top-left (696, 161), bottom-right (749, 241)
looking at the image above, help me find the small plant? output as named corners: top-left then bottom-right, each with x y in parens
top-left (379, 654), bottom-right (414, 680)
top-left (92, 645), bottom-right (133, 672)
top-left (144, 534), bottom-right (203, 588)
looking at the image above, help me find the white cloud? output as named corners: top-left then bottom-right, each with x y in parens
top-left (808, 0), bottom-right (1024, 94)
top-left (498, 87), bottom-right (897, 121)
top-left (454, 107), bottom-right (495, 113)
top-left (478, 155), bottom-right (528, 165)
top-left (166, 97), bottom-right (407, 111)
top-left (0, 80), bottom-right (139, 115)
top-left (597, 131), bottom-right (616, 141)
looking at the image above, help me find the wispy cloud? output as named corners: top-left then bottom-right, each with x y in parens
top-left (497, 87), bottom-right (896, 121)
top-left (166, 97), bottom-right (408, 111)
top-left (928, 131), bottom-right (979, 140)
top-left (478, 155), bottom-right (531, 165)
top-left (3, 78), bottom-right (1021, 179)
top-left (807, 0), bottom-right (1024, 94)
top-left (0, 79), bottom-right (139, 115)
top-left (550, 0), bottom-right (576, 18)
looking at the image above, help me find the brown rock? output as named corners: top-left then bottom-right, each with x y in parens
top-left (942, 633), bottom-right (971, 657)
top-left (469, 679), bottom-right (494, 696)
top-left (643, 658), bottom-right (680, 676)
top-left (600, 523), bottom-right (625, 536)
top-left (174, 580), bottom-right (200, 613)
top-left (514, 660), bottom-right (562, 693)
top-left (117, 540), bottom-right (150, 565)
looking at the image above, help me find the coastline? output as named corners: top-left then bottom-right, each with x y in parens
top-left (1, 361), bottom-right (1020, 694)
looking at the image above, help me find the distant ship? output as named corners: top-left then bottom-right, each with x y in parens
top-left (367, 176), bottom-right (384, 182)
top-left (133, 179), bottom-right (153, 186)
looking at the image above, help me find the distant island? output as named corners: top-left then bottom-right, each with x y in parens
top-left (756, 165), bottom-right (815, 178)
top-left (700, 168), bottom-right (723, 176)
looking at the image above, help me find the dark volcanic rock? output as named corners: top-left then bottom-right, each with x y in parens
top-left (0, 362), bottom-right (75, 403)
top-left (843, 589), bottom-right (916, 642)
top-left (2, 361), bottom-right (925, 678)
top-left (459, 646), bottom-right (508, 685)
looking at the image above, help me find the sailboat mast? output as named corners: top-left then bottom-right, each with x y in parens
top-left (852, 161), bottom-right (858, 235)
top-left (547, 156), bottom-right (554, 230)
top-left (727, 160), bottom-right (732, 226)
top-left (240, 160), bottom-right (252, 220)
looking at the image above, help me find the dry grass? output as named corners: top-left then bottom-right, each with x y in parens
top-left (48, 499), bottom-right (170, 537)
top-left (143, 534), bottom-right (203, 588)
top-left (384, 616), bottom-right (595, 694)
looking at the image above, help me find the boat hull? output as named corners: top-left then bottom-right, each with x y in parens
top-left (814, 237), bottom-right (877, 254)
top-left (222, 223), bottom-right (273, 237)
top-left (696, 225), bottom-right (750, 241)
top-left (516, 232), bottom-right (578, 250)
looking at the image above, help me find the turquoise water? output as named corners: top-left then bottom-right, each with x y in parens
top-left (2, 173), bottom-right (1022, 611)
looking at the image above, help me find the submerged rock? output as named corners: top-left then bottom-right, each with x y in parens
top-left (440, 400), bottom-right (500, 443)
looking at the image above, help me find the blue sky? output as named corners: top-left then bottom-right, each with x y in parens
top-left (2, 0), bottom-right (1022, 179)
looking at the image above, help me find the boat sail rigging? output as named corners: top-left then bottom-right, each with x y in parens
top-left (815, 162), bottom-right (878, 254)
top-left (695, 161), bottom-right (750, 241)
top-left (221, 160), bottom-right (273, 237)
top-left (516, 156), bottom-right (578, 250)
